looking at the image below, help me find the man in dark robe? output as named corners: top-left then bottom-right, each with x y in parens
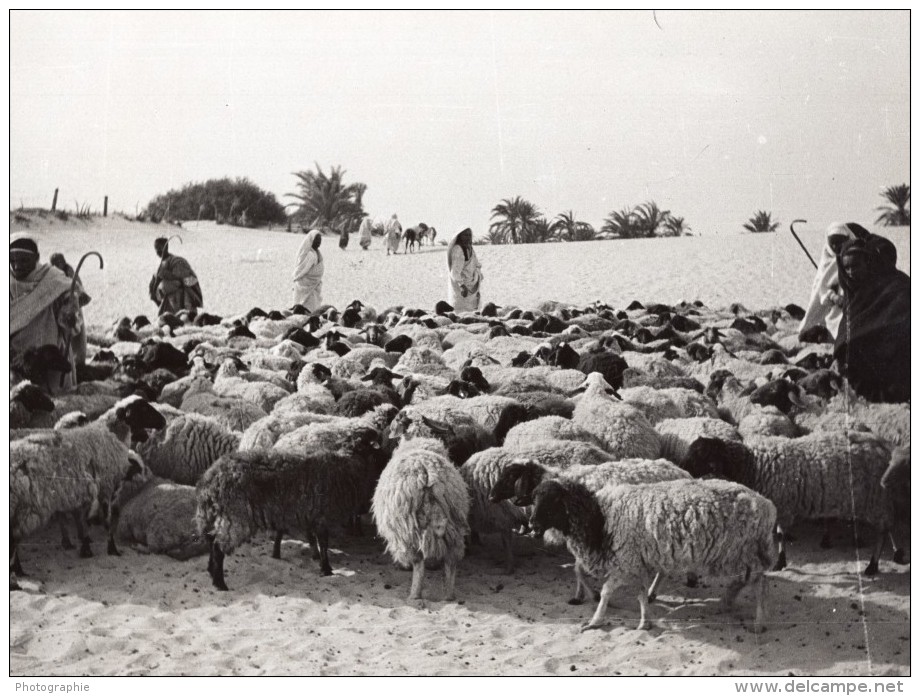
top-left (149, 237), bottom-right (203, 315)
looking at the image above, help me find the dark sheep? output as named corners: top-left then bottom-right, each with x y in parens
top-left (530, 314), bottom-right (567, 334)
top-left (446, 379), bottom-right (482, 399)
top-left (333, 389), bottom-right (387, 417)
top-left (11, 345), bottom-right (72, 385)
top-left (158, 312), bottom-right (183, 331)
top-left (360, 367), bottom-right (404, 407)
top-left (384, 334), bottom-right (413, 354)
top-left (795, 352), bottom-right (834, 371)
top-left (670, 314), bottom-right (701, 332)
top-left (283, 327), bottom-right (320, 350)
top-left (749, 379), bottom-right (807, 415)
top-left (758, 349), bottom-right (788, 365)
top-left (435, 300), bottom-right (454, 315)
top-left (730, 317), bottom-right (762, 335)
top-left (784, 304), bottom-right (806, 321)
top-left (138, 341), bottom-right (189, 374)
top-left (799, 325), bottom-right (834, 344)
top-left (11, 382), bottom-right (55, 415)
top-left (228, 324), bottom-right (256, 339)
top-left (196, 434), bottom-right (386, 589)
top-left (549, 342), bottom-right (580, 370)
top-left (459, 364), bottom-right (491, 393)
top-left (290, 304), bottom-right (309, 315)
top-left (645, 303), bottom-right (671, 315)
top-left (680, 437), bottom-right (755, 482)
top-left (267, 310), bottom-right (286, 321)
top-left (245, 307), bottom-right (268, 321)
top-left (194, 312), bottom-right (223, 327)
top-left (489, 325), bottom-right (511, 339)
top-left (795, 369), bottom-right (842, 400)
top-left (92, 350), bottom-right (117, 363)
top-left (509, 325), bottom-right (534, 336)
top-left (77, 362), bottom-right (117, 383)
top-left (361, 324), bottom-right (388, 348)
top-left (510, 351), bottom-right (534, 367)
top-left (481, 302), bottom-right (499, 317)
top-left (626, 300), bottom-right (644, 310)
top-left (577, 350), bottom-right (628, 391)
top-left (705, 369), bottom-right (736, 402)
top-left (139, 368), bottom-right (179, 399)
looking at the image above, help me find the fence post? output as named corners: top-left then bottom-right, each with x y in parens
top-left (103, 196), bottom-right (108, 217)
top-left (51, 188), bottom-right (59, 212)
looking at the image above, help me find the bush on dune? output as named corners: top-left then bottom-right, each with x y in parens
top-left (144, 178), bottom-right (287, 228)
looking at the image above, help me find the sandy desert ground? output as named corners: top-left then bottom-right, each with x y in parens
top-left (8, 213), bottom-right (911, 676)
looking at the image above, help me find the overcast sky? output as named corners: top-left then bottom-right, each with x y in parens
top-left (10, 10), bottom-right (910, 236)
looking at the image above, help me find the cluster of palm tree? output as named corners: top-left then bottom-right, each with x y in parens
top-left (286, 164), bottom-right (367, 234)
top-left (601, 201), bottom-right (691, 238)
top-left (875, 184), bottom-right (910, 226)
top-left (743, 210), bottom-right (780, 233)
top-left (487, 196), bottom-right (692, 245)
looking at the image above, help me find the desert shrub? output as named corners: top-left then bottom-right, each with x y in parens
top-left (144, 178), bottom-right (287, 227)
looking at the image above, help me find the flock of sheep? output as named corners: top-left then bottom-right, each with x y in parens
top-left (10, 294), bottom-right (910, 634)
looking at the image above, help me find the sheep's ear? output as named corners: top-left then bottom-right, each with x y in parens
top-left (115, 406), bottom-right (127, 421)
top-left (606, 388), bottom-right (622, 400)
top-left (788, 385), bottom-right (807, 409)
top-left (461, 358), bottom-right (472, 369)
top-left (390, 373), bottom-right (404, 380)
top-left (568, 384), bottom-right (587, 396)
top-left (360, 372), bottom-right (374, 381)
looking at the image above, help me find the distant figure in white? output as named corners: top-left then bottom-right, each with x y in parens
top-left (385, 214), bottom-right (402, 256)
top-left (292, 229), bottom-right (324, 312)
top-left (798, 222), bottom-right (859, 340)
top-left (358, 216), bottom-right (373, 251)
top-left (447, 228), bottom-right (483, 312)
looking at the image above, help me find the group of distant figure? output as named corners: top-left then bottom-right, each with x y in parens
top-left (376, 214), bottom-right (437, 255)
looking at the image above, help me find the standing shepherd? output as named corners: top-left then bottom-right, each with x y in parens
top-left (358, 216), bottom-right (373, 250)
top-left (292, 229), bottom-right (325, 312)
top-left (385, 214), bottom-right (402, 256)
top-left (149, 237), bottom-right (203, 315)
top-left (339, 224), bottom-right (350, 250)
top-left (10, 234), bottom-right (89, 392)
top-left (446, 228), bottom-right (483, 312)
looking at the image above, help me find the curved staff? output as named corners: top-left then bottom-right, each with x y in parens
top-left (789, 219), bottom-right (817, 269)
top-left (61, 251), bottom-right (104, 385)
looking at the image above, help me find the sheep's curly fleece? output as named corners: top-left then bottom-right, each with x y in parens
top-left (136, 413), bottom-right (240, 485)
top-left (503, 415), bottom-right (605, 451)
top-left (573, 383), bottom-right (661, 459)
top-left (620, 386), bottom-right (718, 425)
top-left (372, 438), bottom-right (470, 568)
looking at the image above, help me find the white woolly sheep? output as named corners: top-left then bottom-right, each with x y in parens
top-left (619, 385), bottom-right (718, 425)
top-left (681, 430), bottom-right (895, 575)
top-left (572, 373), bottom-right (661, 459)
top-left (10, 396), bottom-right (166, 577)
top-left (213, 358), bottom-right (290, 412)
top-left (372, 437), bottom-right (471, 600)
top-left (180, 376), bottom-right (268, 432)
top-left (794, 391), bottom-right (910, 449)
top-left (529, 477), bottom-right (777, 632)
top-left (502, 415), bottom-right (606, 451)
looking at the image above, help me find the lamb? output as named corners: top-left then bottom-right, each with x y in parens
top-left (654, 416), bottom-right (742, 464)
top-left (107, 452), bottom-right (208, 560)
top-left (196, 430), bottom-right (387, 590)
top-left (572, 373), bottom-right (661, 459)
top-left (136, 413), bottom-right (241, 485)
top-left (680, 431), bottom-right (895, 575)
top-left (10, 396), bottom-right (166, 576)
top-left (371, 437), bottom-right (470, 600)
top-left (529, 477), bottom-right (777, 632)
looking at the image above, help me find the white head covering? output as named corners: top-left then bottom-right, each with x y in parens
top-left (447, 228), bottom-right (472, 271)
top-left (293, 229), bottom-right (323, 281)
top-left (798, 222), bottom-right (856, 338)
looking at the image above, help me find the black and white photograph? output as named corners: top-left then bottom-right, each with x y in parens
top-left (9, 10), bottom-right (910, 679)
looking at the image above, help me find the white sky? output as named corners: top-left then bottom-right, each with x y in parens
top-left (9, 10), bottom-right (910, 236)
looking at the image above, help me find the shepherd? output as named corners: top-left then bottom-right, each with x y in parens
top-left (149, 237), bottom-right (203, 315)
top-left (292, 229), bottom-right (325, 312)
top-left (10, 233), bottom-right (90, 392)
top-left (446, 228), bottom-right (483, 312)
top-left (358, 216), bottom-right (373, 250)
top-left (385, 213), bottom-right (402, 256)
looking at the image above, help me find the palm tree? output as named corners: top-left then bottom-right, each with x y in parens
top-left (661, 215), bottom-right (691, 237)
top-left (550, 210), bottom-right (596, 242)
top-left (489, 196), bottom-right (542, 244)
top-left (634, 201), bottom-right (671, 237)
top-left (286, 164), bottom-right (367, 234)
top-left (875, 184), bottom-right (910, 226)
top-left (602, 206), bottom-right (640, 238)
top-left (743, 210), bottom-right (779, 233)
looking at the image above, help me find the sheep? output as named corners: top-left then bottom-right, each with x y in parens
top-left (395, 394), bottom-right (530, 447)
top-left (529, 477), bottom-right (777, 632)
top-left (196, 431), bottom-right (387, 589)
top-left (10, 381), bottom-right (55, 429)
top-left (136, 413), bottom-right (241, 485)
top-left (371, 437), bottom-right (470, 600)
top-left (212, 358), bottom-right (290, 412)
top-left (388, 410), bottom-right (495, 467)
top-left (107, 453), bottom-right (208, 560)
top-left (572, 373), bottom-right (661, 459)
top-left (10, 396), bottom-right (166, 576)
top-left (502, 415), bottom-right (606, 452)
top-left (460, 441), bottom-right (614, 572)
top-left (794, 391), bottom-right (910, 449)
top-left (654, 416), bottom-right (742, 464)
top-left (270, 385), bottom-right (336, 417)
top-left (680, 431), bottom-right (895, 575)
top-left (180, 376), bottom-right (268, 432)
top-left (619, 386), bottom-right (718, 425)
top-left (488, 456), bottom-right (692, 601)
top-left (737, 407), bottom-right (799, 440)
top-left (239, 411), bottom-right (337, 451)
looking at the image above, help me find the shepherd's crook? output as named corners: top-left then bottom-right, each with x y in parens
top-left (61, 251), bottom-right (105, 386)
top-left (789, 219), bottom-right (817, 270)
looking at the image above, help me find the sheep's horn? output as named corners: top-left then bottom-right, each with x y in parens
top-left (167, 234), bottom-right (184, 245)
